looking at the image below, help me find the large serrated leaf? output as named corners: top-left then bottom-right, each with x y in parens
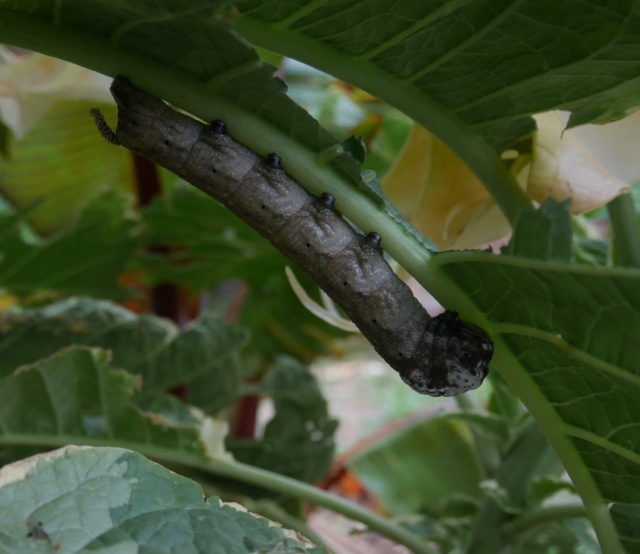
top-left (233, 0), bottom-right (640, 244)
top-left (436, 251), bottom-right (640, 553)
top-left (0, 446), bottom-right (323, 553)
top-left (0, 297), bottom-right (247, 403)
top-left (237, 0), bottom-right (640, 147)
top-left (0, 346), bottom-right (228, 459)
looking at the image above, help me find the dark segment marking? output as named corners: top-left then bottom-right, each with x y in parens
top-left (364, 232), bottom-right (382, 249)
top-left (318, 193), bottom-right (336, 209)
top-left (97, 76), bottom-right (493, 397)
top-left (209, 119), bottom-right (227, 134)
top-left (266, 153), bottom-right (282, 169)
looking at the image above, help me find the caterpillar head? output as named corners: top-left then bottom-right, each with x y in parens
top-left (401, 311), bottom-right (493, 396)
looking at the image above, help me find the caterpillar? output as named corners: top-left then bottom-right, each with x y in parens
top-left (92, 77), bottom-right (493, 396)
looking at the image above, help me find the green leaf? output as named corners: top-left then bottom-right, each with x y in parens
top-left (0, 446), bottom-right (323, 553)
top-left (437, 251), bottom-right (640, 553)
top-left (0, 191), bottom-right (138, 297)
top-left (234, 0), bottom-right (640, 225)
top-left (0, 346), bottom-right (228, 458)
top-left (0, 297), bottom-right (247, 402)
top-left (348, 417), bottom-right (482, 516)
top-left (529, 476), bottom-right (577, 505)
top-left (228, 357), bottom-right (337, 484)
top-left (503, 199), bottom-right (573, 262)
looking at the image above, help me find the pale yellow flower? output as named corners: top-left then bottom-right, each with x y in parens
top-left (382, 125), bottom-right (511, 250)
top-left (0, 48), bottom-right (111, 139)
top-left (382, 111), bottom-right (638, 250)
top-left (527, 111), bottom-right (634, 213)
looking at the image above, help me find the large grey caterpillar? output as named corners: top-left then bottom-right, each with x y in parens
top-left (92, 77), bottom-right (493, 396)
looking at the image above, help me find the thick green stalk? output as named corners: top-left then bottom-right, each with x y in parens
top-left (607, 193), bottom-right (640, 268)
top-left (502, 503), bottom-right (588, 537)
top-left (176, 454), bottom-right (437, 554)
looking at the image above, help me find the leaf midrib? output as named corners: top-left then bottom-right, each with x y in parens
top-left (495, 324), bottom-right (640, 387)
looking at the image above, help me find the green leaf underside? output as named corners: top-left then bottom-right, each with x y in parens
top-left (237, 0), bottom-right (640, 148)
top-left (436, 252), bottom-right (640, 552)
top-left (0, 446), bottom-right (322, 553)
top-left (0, 297), bottom-right (247, 400)
top-left (0, 192), bottom-right (137, 297)
top-left (504, 199), bottom-right (573, 262)
top-left (5, 0), bottom-right (367, 190)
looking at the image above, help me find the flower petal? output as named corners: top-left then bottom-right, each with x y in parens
top-left (528, 112), bottom-right (631, 213)
top-left (0, 49), bottom-right (112, 138)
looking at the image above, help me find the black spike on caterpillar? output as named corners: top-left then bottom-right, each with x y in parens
top-left (92, 77), bottom-right (493, 396)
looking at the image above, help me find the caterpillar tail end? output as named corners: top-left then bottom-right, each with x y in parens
top-left (401, 311), bottom-right (493, 397)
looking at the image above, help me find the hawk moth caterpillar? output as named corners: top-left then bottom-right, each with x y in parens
top-left (92, 77), bottom-right (493, 396)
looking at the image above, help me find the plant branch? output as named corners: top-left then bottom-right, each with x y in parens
top-left (186, 455), bottom-right (437, 554)
top-left (502, 503), bottom-right (588, 537)
top-left (607, 193), bottom-right (640, 268)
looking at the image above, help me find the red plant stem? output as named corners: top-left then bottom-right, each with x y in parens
top-left (233, 386), bottom-right (259, 439)
top-left (132, 153), bottom-right (186, 399)
top-left (221, 281), bottom-right (260, 440)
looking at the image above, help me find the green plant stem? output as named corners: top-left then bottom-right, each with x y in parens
top-left (607, 193), bottom-right (640, 268)
top-left (186, 455), bottom-right (437, 554)
top-left (467, 419), bottom-right (565, 553)
top-left (502, 503), bottom-right (588, 537)
top-left (455, 395), bottom-right (501, 478)
top-left (234, 15), bottom-right (534, 226)
top-left (480, 340), bottom-right (623, 554)
top-left (0, 434), bottom-right (434, 554)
